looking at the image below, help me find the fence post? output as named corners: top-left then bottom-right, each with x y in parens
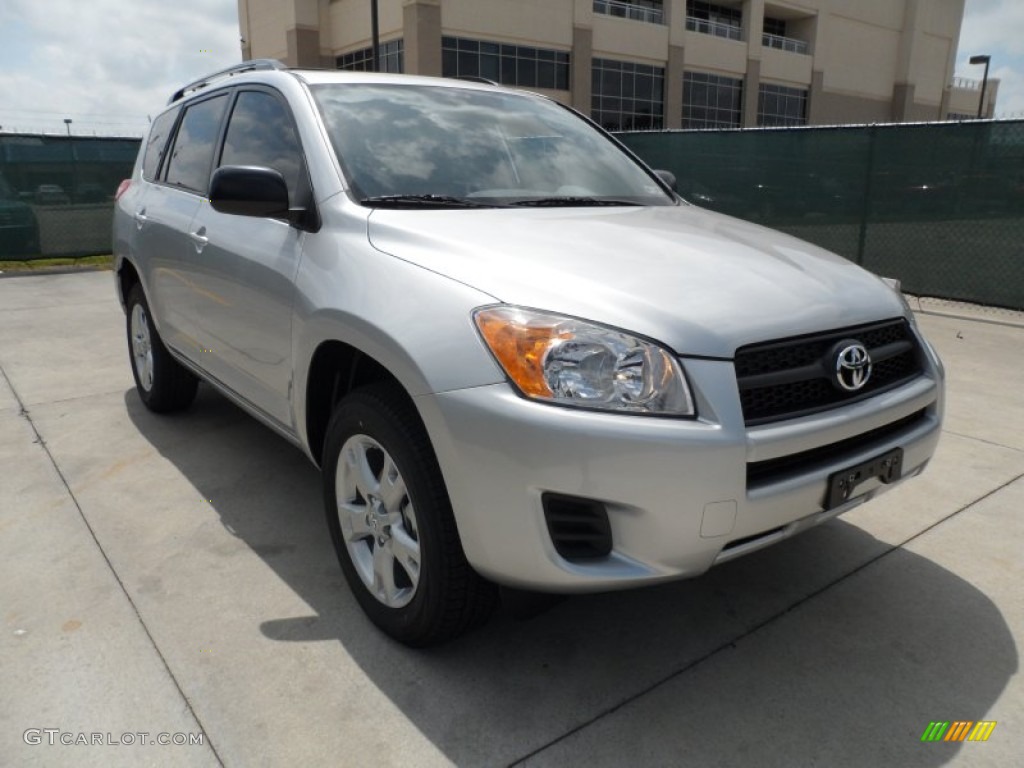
top-left (856, 124), bottom-right (878, 267)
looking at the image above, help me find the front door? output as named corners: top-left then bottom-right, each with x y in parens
top-left (185, 88), bottom-right (308, 428)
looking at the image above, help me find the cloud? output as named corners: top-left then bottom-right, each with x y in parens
top-left (0, 0), bottom-right (240, 135)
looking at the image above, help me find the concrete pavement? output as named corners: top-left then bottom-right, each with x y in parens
top-left (1, 271), bottom-right (1021, 767)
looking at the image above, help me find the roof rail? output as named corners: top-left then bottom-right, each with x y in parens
top-left (455, 76), bottom-right (499, 86)
top-left (168, 59), bottom-right (288, 104)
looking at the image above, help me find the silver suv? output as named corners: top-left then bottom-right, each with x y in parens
top-left (113, 61), bottom-right (944, 646)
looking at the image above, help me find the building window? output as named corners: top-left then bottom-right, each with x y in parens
top-left (682, 72), bottom-right (743, 129)
top-left (336, 39), bottom-right (404, 73)
top-left (758, 83), bottom-right (808, 126)
top-left (947, 113), bottom-right (975, 121)
top-left (442, 37), bottom-right (570, 90)
top-left (762, 17), bottom-right (809, 54)
top-left (591, 58), bottom-right (665, 131)
top-left (763, 17), bottom-right (787, 37)
top-left (685, 0), bottom-right (742, 41)
top-left (593, 0), bottom-right (665, 25)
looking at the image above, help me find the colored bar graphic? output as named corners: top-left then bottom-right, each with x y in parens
top-left (921, 720), bottom-right (997, 742)
top-left (944, 721), bottom-right (973, 741)
top-left (967, 722), bottom-right (997, 742)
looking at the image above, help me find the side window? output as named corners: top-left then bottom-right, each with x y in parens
top-left (142, 106), bottom-right (180, 181)
top-left (165, 94), bottom-right (229, 194)
top-left (219, 90), bottom-right (303, 200)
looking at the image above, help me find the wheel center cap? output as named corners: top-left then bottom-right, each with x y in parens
top-left (365, 495), bottom-right (391, 542)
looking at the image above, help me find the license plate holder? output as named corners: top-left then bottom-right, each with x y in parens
top-left (825, 447), bottom-right (904, 510)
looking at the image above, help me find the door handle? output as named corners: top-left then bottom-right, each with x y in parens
top-left (189, 228), bottom-right (209, 252)
top-left (134, 208), bottom-right (147, 230)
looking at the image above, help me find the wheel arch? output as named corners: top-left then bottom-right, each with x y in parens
top-left (116, 257), bottom-right (141, 313)
top-left (304, 339), bottom-right (417, 467)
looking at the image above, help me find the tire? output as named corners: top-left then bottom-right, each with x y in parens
top-left (323, 382), bottom-right (497, 646)
top-left (125, 283), bottom-right (198, 413)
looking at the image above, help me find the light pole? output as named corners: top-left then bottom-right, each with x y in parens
top-left (969, 54), bottom-right (991, 119)
top-left (64, 119), bottom-right (75, 202)
top-left (370, 0), bottom-right (380, 72)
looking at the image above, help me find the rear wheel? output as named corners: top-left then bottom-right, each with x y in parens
top-left (126, 284), bottom-right (198, 413)
top-left (323, 383), bottom-right (496, 646)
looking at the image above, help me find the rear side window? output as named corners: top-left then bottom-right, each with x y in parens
top-left (165, 94), bottom-right (229, 194)
top-left (142, 106), bottom-right (180, 181)
top-left (220, 90), bottom-right (303, 200)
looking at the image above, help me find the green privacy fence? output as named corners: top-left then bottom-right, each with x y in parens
top-left (4, 123), bottom-right (1023, 310)
top-left (0, 134), bottom-right (140, 259)
top-left (618, 120), bottom-right (1024, 310)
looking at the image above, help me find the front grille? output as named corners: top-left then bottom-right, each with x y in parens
top-left (735, 319), bottom-right (924, 426)
top-left (746, 409), bottom-right (927, 489)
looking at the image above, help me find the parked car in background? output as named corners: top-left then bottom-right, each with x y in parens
top-left (74, 182), bottom-right (110, 203)
top-left (0, 174), bottom-right (40, 256)
top-left (114, 62), bottom-right (945, 646)
top-left (34, 183), bottom-right (71, 205)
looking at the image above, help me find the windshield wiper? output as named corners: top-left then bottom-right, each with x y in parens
top-left (360, 194), bottom-right (499, 209)
top-left (508, 197), bottom-right (643, 207)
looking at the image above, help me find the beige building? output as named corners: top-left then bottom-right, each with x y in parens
top-left (238, 0), bottom-right (999, 129)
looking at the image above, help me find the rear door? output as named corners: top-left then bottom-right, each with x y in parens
top-left (127, 104), bottom-right (191, 345)
top-left (139, 93), bottom-right (230, 358)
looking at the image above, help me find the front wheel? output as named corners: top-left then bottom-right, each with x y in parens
top-left (323, 383), bottom-right (496, 646)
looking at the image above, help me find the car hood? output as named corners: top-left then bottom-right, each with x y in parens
top-left (366, 204), bottom-right (906, 358)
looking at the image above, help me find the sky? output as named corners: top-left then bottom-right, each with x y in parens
top-left (0, 0), bottom-right (1021, 136)
top-left (955, 0), bottom-right (1024, 117)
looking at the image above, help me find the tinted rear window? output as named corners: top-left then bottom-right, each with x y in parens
top-left (142, 106), bottom-right (180, 181)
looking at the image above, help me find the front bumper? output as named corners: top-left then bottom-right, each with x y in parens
top-left (418, 345), bottom-right (943, 592)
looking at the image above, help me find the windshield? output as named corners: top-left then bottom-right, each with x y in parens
top-left (311, 83), bottom-right (674, 207)
top-left (0, 175), bottom-right (15, 200)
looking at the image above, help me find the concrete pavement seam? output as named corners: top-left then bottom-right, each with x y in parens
top-left (942, 428), bottom-right (1024, 454)
top-left (508, 470), bottom-right (1024, 767)
top-left (0, 299), bottom-right (115, 313)
top-left (19, 387), bottom-right (135, 409)
top-left (914, 308), bottom-right (1024, 330)
top-left (0, 363), bottom-right (226, 768)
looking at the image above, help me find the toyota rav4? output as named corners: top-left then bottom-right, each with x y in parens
top-left (113, 61), bottom-right (944, 646)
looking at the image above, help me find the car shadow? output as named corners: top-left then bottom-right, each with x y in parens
top-left (125, 387), bottom-right (1017, 767)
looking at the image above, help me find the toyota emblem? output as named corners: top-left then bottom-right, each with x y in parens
top-left (832, 342), bottom-right (872, 392)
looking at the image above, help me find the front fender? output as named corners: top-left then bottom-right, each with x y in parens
top-left (290, 234), bottom-right (506, 457)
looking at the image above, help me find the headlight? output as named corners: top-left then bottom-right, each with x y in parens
top-left (474, 306), bottom-right (694, 416)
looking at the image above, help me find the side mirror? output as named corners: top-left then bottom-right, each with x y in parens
top-left (655, 169), bottom-right (678, 193)
top-left (209, 165), bottom-right (289, 218)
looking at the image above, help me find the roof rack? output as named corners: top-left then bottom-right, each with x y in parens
top-left (455, 76), bottom-right (499, 86)
top-left (168, 59), bottom-right (287, 104)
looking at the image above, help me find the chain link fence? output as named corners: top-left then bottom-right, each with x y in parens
top-left (0, 134), bottom-right (140, 260)
top-left (618, 120), bottom-right (1024, 311)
